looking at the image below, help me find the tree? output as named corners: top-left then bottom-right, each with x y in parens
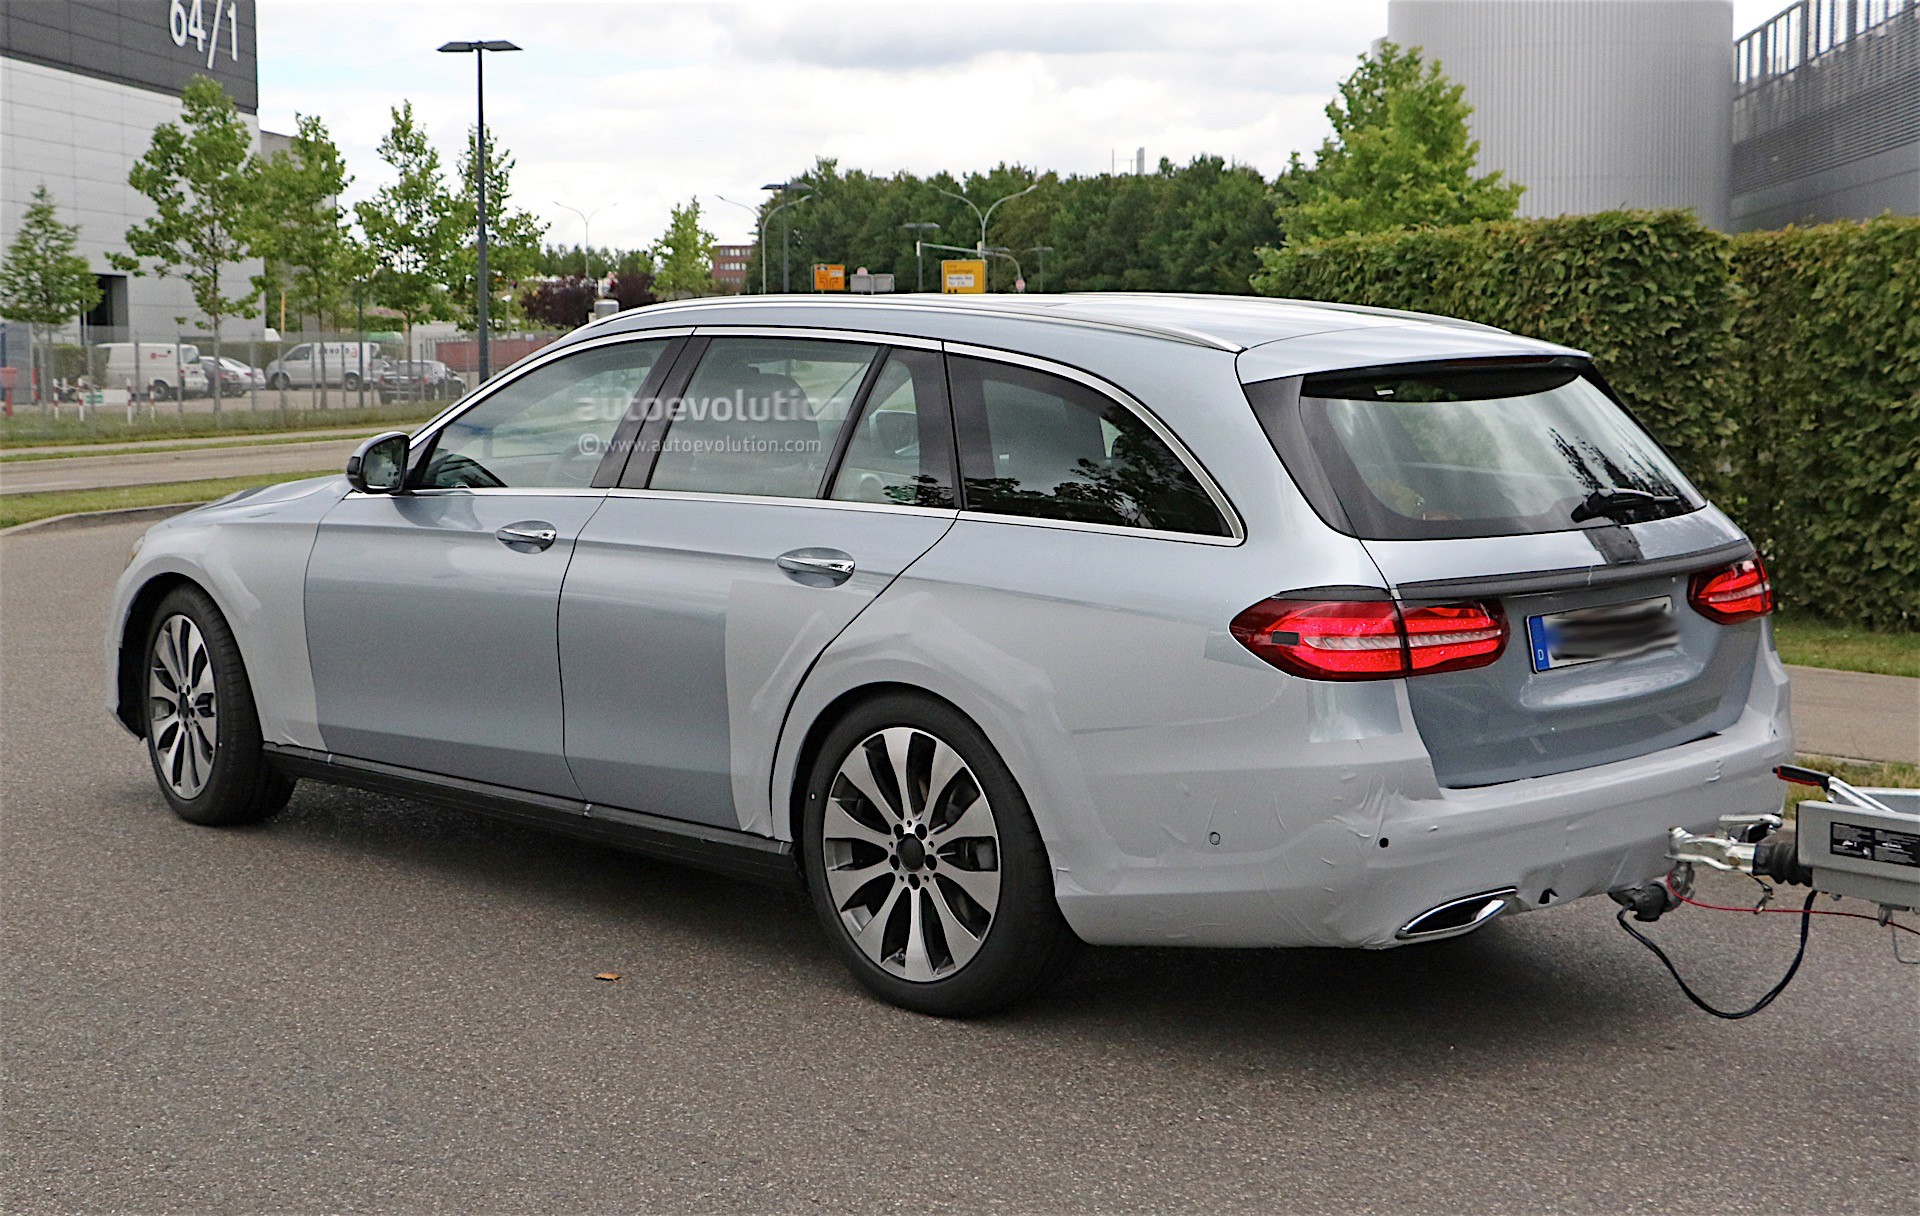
top-left (518, 276), bottom-right (595, 329)
top-left (255, 113), bottom-right (358, 403)
top-left (0, 186), bottom-right (102, 405)
top-left (110, 75), bottom-right (262, 411)
top-left (354, 102), bottom-right (462, 342)
top-left (450, 126), bottom-right (546, 330)
top-left (651, 200), bottom-right (716, 298)
top-left (1274, 41), bottom-right (1522, 243)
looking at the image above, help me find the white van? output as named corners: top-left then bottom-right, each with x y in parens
top-left (97, 343), bottom-right (209, 399)
top-left (264, 342), bottom-right (383, 389)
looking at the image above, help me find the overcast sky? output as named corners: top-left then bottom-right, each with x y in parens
top-left (257, 0), bottom-right (1790, 253)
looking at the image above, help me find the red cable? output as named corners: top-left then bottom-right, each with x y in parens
top-left (1664, 880), bottom-right (1920, 936)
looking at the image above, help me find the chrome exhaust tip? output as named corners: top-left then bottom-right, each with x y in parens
top-left (1395, 888), bottom-right (1518, 942)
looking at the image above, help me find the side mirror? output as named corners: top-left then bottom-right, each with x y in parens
top-left (346, 431), bottom-right (411, 494)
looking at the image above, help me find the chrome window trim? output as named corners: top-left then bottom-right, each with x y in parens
top-left (606, 487), bottom-right (961, 520)
top-left (343, 486), bottom-right (609, 500)
top-left (939, 340), bottom-right (1247, 545)
top-left (955, 510), bottom-right (1242, 548)
top-left (688, 324), bottom-right (943, 351)
top-left (405, 328), bottom-right (695, 455)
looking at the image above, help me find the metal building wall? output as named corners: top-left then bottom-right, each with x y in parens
top-left (1387, 0), bottom-right (1734, 229)
top-left (1732, 0), bottom-right (1918, 230)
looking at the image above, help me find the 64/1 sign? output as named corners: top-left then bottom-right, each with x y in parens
top-left (170, 0), bottom-right (240, 67)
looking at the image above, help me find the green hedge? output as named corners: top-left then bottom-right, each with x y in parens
top-left (1727, 221), bottom-right (1919, 632)
top-left (1251, 211), bottom-right (1918, 631)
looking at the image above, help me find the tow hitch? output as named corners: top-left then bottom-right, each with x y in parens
top-left (1608, 765), bottom-right (1920, 1018)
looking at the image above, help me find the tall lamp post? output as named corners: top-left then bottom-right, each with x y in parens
top-left (1024, 245), bottom-right (1054, 293)
top-left (759, 182), bottom-right (809, 294)
top-left (901, 222), bottom-right (939, 292)
top-left (554, 200), bottom-right (613, 292)
top-left (933, 182), bottom-right (1038, 252)
top-left (438, 38), bottom-right (520, 383)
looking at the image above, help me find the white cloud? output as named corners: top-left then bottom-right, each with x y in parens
top-left (257, 0), bottom-right (1387, 250)
top-left (259, 0), bottom-right (1789, 253)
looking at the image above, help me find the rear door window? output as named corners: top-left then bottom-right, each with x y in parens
top-left (648, 337), bottom-right (880, 499)
top-left (1283, 363), bottom-right (1701, 541)
top-left (949, 355), bottom-right (1229, 537)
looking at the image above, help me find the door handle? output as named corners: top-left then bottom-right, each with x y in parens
top-left (777, 548), bottom-right (855, 585)
top-left (496, 521), bottom-right (559, 552)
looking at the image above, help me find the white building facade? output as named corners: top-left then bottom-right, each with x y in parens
top-left (1, 0), bottom-right (265, 353)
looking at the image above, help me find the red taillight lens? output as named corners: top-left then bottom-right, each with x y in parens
top-left (1400, 601), bottom-right (1509, 673)
top-left (1688, 556), bottom-right (1772, 624)
top-left (1230, 598), bottom-right (1507, 681)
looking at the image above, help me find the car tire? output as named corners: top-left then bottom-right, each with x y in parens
top-left (343, 373), bottom-right (361, 391)
top-left (801, 693), bottom-right (1078, 1016)
top-left (267, 373), bottom-right (289, 390)
top-left (150, 380), bottom-right (174, 401)
top-left (142, 585), bottom-right (294, 827)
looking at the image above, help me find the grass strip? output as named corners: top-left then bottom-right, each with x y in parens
top-left (0, 402), bottom-right (441, 449)
top-left (1773, 613), bottom-right (1920, 679)
top-left (0, 432), bottom-right (376, 463)
top-left (0, 469), bottom-right (335, 530)
top-left (1785, 755), bottom-right (1918, 816)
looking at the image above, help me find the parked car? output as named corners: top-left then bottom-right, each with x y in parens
top-left (377, 358), bottom-right (465, 402)
top-left (194, 355), bottom-right (266, 395)
top-left (97, 342), bottom-right (209, 399)
top-left (264, 341), bottom-right (383, 390)
top-left (107, 294), bottom-right (1790, 1016)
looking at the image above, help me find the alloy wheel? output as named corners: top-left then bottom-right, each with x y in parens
top-left (148, 613), bottom-right (218, 798)
top-left (821, 726), bottom-right (1003, 982)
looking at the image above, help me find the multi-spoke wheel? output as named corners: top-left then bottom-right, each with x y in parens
top-left (140, 585), bottom-right (294, 826)
top-left (149, 614), bottom-right (218, 798)
top-left (802, 694), bottom-right (1077, 1016)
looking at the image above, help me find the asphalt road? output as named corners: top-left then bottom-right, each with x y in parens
top-left (0, 438), bottom-right (361, 495)
top-left (3, 521), bottom-right (1916, 1215)
top-left (1785, 665), bottom-right (1920, 765)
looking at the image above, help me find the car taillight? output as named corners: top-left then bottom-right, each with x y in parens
top-left (1230, 598), bottom-right (1507, 681)
top-left (1688, 556), bottom-right (1772, 624)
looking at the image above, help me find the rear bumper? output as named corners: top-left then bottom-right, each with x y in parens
top-left (1053, 646), bottom-right (1793, 949)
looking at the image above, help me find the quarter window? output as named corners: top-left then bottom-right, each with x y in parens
top-left (949, 356), bottom-right (1228, 537)
top-left (417, 340), bottom-right (667, 490)
top-left (649, 337), bottom-right (880, 499)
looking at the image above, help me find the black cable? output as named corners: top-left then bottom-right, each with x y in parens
top-left (1615, 888), bottom-right (1817, 1020)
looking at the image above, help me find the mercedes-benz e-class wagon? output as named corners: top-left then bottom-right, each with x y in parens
top-left (109, 294), bottom-right (1790, 1015)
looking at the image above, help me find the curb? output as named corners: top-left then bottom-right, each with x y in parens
top-left (0, 501), bottom-right (206, 539)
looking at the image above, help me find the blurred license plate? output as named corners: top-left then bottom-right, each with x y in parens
top-left (1526, 596), bottom-right (1678, 672)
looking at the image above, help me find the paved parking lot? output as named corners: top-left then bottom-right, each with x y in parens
top-left (2, 521), bottom-right (1914, 1214)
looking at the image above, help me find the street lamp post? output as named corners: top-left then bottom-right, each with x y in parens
top-left (1025, 245), bottom-right (1054, 293)
top-left (901, 222), bottom-right (939, 292)
top-left (759, 182), bottom-right (809, 294)
top-left (438, 38), bottom-right (521, 384)
top-left (554, 200), bottom-right (613, 291)
top-left (933, 182), bottom-right (1038, 252)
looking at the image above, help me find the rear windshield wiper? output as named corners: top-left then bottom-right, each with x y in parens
top-left (1570, 487), bottom-right (1684, 523)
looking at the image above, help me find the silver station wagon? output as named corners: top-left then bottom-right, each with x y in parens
top-left (109, 294), bottom-right (1790, 1015)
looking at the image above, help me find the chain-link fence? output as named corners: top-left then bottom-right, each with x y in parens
top-left (1, 322), bottom-right (571, 425)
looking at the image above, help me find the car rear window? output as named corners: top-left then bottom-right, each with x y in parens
top-left (1277, 362), bottom-right (1701, 541)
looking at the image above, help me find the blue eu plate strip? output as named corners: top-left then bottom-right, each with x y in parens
top-left (1527, 614), bottom-right (1552, 672)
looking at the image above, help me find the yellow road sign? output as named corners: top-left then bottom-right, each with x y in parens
top-left (941, 259), bottom-right (987, 293)
top-left (813, 263), bottom-right (846, 291)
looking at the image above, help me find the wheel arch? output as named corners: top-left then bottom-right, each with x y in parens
top-left (782, 681), bottom-right (973, 850)
top-left (114, 572), bottom-right (201, 734)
